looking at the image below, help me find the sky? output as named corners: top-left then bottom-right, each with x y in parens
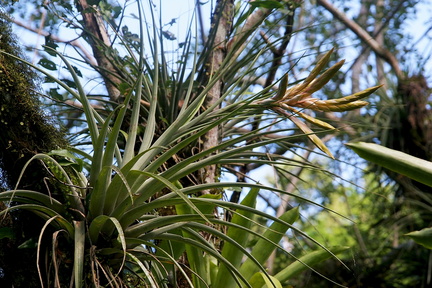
top-left (10, 0), bottom-right (431, 76)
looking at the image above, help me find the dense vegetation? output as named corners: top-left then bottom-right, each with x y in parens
top-left (0, 0), bottom-right (431, 287)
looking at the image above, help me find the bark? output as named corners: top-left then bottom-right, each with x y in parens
top-left (76, 0), bottom-right (121, 101)
top-left (200, 0), bottom-right (234, 193)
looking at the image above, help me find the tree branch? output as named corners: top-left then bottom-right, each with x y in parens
top-left (264, 3), bottom-right (297, 87)
top-left (11, 18), bottom-right (97, 66)
top-left (317, 0), bottom-right (403, 80)
top-left (75, 0), bottom-right (121, 101)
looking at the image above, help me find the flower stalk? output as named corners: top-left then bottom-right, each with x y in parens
top-left (258, 48), bottom-right (382, 158)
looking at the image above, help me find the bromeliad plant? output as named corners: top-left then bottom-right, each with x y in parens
top-left (347, 142), bottom-right (432, 250)
top-left (259, 48), bottom-right (382, 158)
top-left (0, 1), bottom-right (382, 287)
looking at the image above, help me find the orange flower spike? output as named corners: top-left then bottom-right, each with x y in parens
top-left (286, 48), bottom-right (335, 99)
top-left (303, 59), bottom-right (345, 95)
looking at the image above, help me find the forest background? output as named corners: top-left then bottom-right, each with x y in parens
top-left (0, 0), bottom-right (431, 287)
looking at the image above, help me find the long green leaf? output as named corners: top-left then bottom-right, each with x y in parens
top-left (214, 187), bottom-right (259, 288)
top-left (137, 6), bottom-right (159, 155)
top-left (0, 190), bottom-right (66, 213)
top-left (346, 142), bottom-right (432, 187)
top-left (128, 237), bottom-right (193, 287)
top-left (141, 172), bottom-right (210, 223)
top-left (184, 220), bottom-right (277, 288)
top-left (100, 166), bottom-right (133, 217)
top-left (43, 46), bottom-right (100, 145)
top-left (88, 166), bottom-right (113, 218)
top-left (74, 221), bottom-right (85, 288)
top-left (406, 228), bottom-right (432, 249)
top-left (176, 204), bottom-right (209, 288)
top-left (249, 273), bottom-right (283, 288)
top-left (187, 228), bottom-right (212, 288)
top-left (125, 214), bottom-right (208, 238)
top-left (126, 252), bottom-right (159, 287)
top-left (240, 207), bottom-right (300, 281)
top-left (0, 204), bottom-right (74, 235)
top-left (122, 0), bottom-right (146, 165)
top-left (272, 246), bottom-right (349, 284)
top-left (176, 195), bottom-right (218, 287)
top-left (13, 154), bottom-right (83, 209)
top-left (159, 232), bottom-right (250, 287)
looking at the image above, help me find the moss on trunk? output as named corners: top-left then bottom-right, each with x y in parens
top-left (0, 13), bottom-right (69, 287)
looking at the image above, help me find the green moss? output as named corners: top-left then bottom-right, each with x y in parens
top-left (0, 12), bottom-right (70, 288)
top-left (0, 13), bottom-right (67, 189)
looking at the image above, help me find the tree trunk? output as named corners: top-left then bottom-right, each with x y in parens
top-left (199, 0), bottom-right (234, 193)
top-left (76, 0), bottom-right (121, 101)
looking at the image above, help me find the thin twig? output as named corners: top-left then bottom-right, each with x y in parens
top-left (11, 18), bottom-right (97, 66)
top-left (317, 0), bottom-right (403, 80)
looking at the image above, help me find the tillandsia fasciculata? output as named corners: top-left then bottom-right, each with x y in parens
top-left (257, 48), bottom-right (382, 158)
